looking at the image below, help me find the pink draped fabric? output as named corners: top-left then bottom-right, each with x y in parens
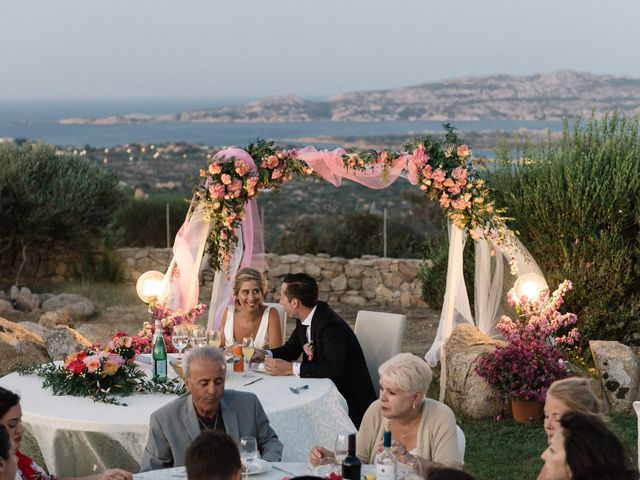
top-left (209, 148), bottom-right (265, 328)
top-left (296, 146), bottom-right (419, 188)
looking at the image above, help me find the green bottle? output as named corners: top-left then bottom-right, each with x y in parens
top-left (153, 319), bottom-right (168, 383)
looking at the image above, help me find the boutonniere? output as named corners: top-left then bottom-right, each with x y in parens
top-left (303, 341), bottom-right (314, 361)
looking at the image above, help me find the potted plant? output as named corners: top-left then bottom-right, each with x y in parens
top-left (476, 279), bottom-right (579, 423)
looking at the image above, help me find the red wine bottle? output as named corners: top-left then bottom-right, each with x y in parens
top-left (341, 433), bottom-right (362, 480)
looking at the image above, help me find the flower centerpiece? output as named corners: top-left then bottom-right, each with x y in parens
top-left (476, 280), bottom-right (579, 418)
top-left (137, 302), bottom-right (207, 353)
top-left (18, 333), bottom-right (185, 405)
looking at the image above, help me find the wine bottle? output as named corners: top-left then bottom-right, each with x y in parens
top-left (341, 433), bottom-right (361, 480)
top-left (375, 430), bottom-right (397, 480)
top-left (153, 319), bottom-right (168, 383)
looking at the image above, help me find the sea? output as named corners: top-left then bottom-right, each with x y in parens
top-left (0, 98), bottom-right (564, 154)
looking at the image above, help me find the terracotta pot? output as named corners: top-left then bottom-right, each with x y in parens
top-left (511, 398), bottom-right (543, 424)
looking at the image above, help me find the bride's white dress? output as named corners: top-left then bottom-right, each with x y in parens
top-left (222, 305), bottom-right (273, 349)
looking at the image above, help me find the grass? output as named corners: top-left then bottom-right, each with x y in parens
top-left (30, 280), bottom-right (139, 309)
top-left (460, 414), bottom-right (637, 480)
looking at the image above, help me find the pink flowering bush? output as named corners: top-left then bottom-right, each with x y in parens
top-left (476, 280), bottom-right (579, 402)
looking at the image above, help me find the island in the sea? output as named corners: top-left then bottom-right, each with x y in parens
top-left (58, 70), bottom-right (640, 125)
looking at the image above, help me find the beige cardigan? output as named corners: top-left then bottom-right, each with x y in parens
top-left (356, 399), bottom-right (463, 469)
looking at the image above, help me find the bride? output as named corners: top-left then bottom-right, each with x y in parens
top-left (219, 268), bottom-right (283, 350)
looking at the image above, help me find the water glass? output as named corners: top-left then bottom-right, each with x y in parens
top-left (334, 433), bottom-right (350, 464)
top-left (191, 325), bottom-right (208, 348)
top-left (171, 325), bottom-right (189, 360)
top-left (240, 436), bottom-right (258, 477)
top-left (207, 328), bottom-right (221, 348)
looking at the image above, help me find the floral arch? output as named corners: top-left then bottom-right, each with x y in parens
top-left (159, 126), bottom-right (543, 371)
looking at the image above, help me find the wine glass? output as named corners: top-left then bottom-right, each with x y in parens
top-left (171, 325), bottom-right (189, 360)
top-left (334, 433), bottom-right (350, 464)
top-left (191, 325), bottom-right (208, 348)
top-left (207, 328), bottom-right (221, 348)
top-left (242, 336), bottom-right (255, 369)
top-left (403, 455), bottom-right (423, 480)
top-left (240, 436), bottom-right (258, 477)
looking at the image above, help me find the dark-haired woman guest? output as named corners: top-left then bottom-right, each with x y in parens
top-left (0, 424), bottom-right (18, 480)
top-left (0, 387), bottom-right (132, 480)
top-left (541, 411), bottom-right (639, 480)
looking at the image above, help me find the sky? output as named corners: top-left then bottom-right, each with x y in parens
top-left (1, 0), bottom-right (639, 101)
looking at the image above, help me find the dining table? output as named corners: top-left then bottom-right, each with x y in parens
top-left (132, 462), bottom-right (376, 480)
top-left (0, 359), bottom-right (356, 477)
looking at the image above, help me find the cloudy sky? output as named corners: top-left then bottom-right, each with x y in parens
top-left (1, 0), bottom-right (639, 100)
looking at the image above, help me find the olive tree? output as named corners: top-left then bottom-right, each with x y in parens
top-left (0, 143), bottom-right (124, 285)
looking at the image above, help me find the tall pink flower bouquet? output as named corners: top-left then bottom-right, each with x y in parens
top-left (476, 280), bottom-right (579, 402)
top-left (137, 302), bottom-right (207, 353)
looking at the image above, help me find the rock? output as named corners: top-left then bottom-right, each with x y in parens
top-left (0, 299), bottom-right (15, 313)
top-left (41, 294), bottom-right (95, 321)
top-left (589, 340), bottom-right (639, 414)
top-left (15, 287), bottom-right (40, 312)
top-left (0, 291), bottom-right (7, 300)
top-left (374, 284), bottom-right (394, 303)
top-left (39, 309), bottom-right (73, 328)
top-left (18, 321), bottom-right (48, 341)
top-left (398, 261), bottom-right (420, 282)
top-left (279, 254), bottom-right (300, 264)
top-left (304, 263), bottom-right (322, 277)
top-left (344, 263), bottom-right (365, 278)
top-left (43, 326), bottom-right (92, 361)
top-left (444, 324), bottom-right (504, 419)
top-left (347, 278), bottom-right (362, 290)
top-left (268, 263), bottom-right (291, 277)
top-left (330, 275), bottom-right (348, 291)
top-left (9, 285), bottom-right (19, 300)
top-left (0, 316), bottom-right (50, 375)
top-left (400, 290), bottom-right (412, 307)
top-left (382, 272), bottom-right (402, 289)
top-left (340, 294), bottom-right (366, 306)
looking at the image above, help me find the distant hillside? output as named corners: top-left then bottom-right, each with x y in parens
top-left (60, 71), bottom-right (640, 125)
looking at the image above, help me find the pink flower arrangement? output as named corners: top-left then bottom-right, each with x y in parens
top-left (476, 280), bottom-right (579, 402)
top-left (137, 302), bottom-right (207, 353)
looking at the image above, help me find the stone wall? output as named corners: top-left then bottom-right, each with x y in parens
top-left (117, 248), bottom-right (428, 308)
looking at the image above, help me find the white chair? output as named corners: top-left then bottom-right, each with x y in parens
top-left (456, 425), bottom-right (466, 460)
top-left (354, 310), bottom-right (406, 395)
top-left (633, 401), bottom-right (640, 470)
top-left (264, 302), bottom-right (287, 340)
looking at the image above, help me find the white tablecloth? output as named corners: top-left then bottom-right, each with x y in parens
top-left (0, 362), bottom-right (355, 477)
top-left (132, 462), bottom-right (375, 480)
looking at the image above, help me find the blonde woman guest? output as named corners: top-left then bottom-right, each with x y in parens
top-left (310, 353), bottom-right (463, 470)
top-left (542, 376), bottom-right (603, 442)
top-left (219, 268), bottom-right (283, 349)
top-left (538, 376), bottom-right (605, 480)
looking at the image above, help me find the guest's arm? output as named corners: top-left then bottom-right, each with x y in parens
top-left (253, 397), bottom-right (283, 461)
top-left (139, 414), bottom-right (174, 472)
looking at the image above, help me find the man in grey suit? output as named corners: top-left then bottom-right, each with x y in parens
top-left (140, 346), bottom-right (283, 472)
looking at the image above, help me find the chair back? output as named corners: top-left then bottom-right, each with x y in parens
top-left (354, 310), bottom-right (406, 395)
top-left (264, 302), bottom-right (287, 339)
top-left (633, 401), bottom-right (640, 470)
top-left (456, 424), bottom-right (466, 460)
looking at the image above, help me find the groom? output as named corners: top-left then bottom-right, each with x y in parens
top-left (253, 273), bottom-right (376, 428)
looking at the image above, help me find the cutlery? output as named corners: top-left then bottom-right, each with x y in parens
top-left (272, 465), bottom-right (298, 476)
top-left (289, 384), bottom-right (309, 394)
top-left (243, 377), bottom-right (264, 387)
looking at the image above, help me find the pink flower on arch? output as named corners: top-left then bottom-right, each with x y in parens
top-left (452, 166), bottom-right (468, 180)
top-left (208, 163), bottom-right (222, 175)
top-left (220, 174), bottom-right (232, 185)
top-left (271, 169), bottom-right (283, 180)
top-left (209, 184), bottom-right (226, 199)
top-left (456, 145), bottom-right (470, 159)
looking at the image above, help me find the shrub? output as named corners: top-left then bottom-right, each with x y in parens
top-left (489, 114), bottom-right (640, 346)
top-left (112, 194), bottom-right (190, 247)
top-left (0, 142), bottom-right (123, 285)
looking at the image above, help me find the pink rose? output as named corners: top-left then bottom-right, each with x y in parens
top-left (456, 145), bottom-right (469, 158)
top-left (412, 144), bottom-right (428, 167)
top-left (209, 184), bottom-right (226, 199)
top-left (439, 193), bottom-right (451, 209)
top-left (234, 160), bottom-right (249, 177)
top-left (452, 166), bottom-right (468, 180)
top-left (266, 155), bottom-right (279, 169)
top-left (208, 163), bottom-right (222, 175)
top-left (83, 355), bottom-right (101, 373)
top-left (220, 174), bottom-right (232, 185)
top-left (432, 169), bottom-right (446, 183)
top-left (271, 169), bottom-right (283, 179)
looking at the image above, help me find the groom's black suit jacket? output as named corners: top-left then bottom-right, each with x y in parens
top-left (270, 301), bottom-right (376, 428)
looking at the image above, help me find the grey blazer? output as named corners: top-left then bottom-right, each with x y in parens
top-left (140, 389), bottom-right (283, 472)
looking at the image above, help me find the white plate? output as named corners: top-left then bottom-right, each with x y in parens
top-left (246, 459), bottom-right (272, 475)
top-left (250, 363), bottom-right (266, 373)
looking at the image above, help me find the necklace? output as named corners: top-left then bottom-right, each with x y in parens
top-left (197, 408), bottom-right (220, 431)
